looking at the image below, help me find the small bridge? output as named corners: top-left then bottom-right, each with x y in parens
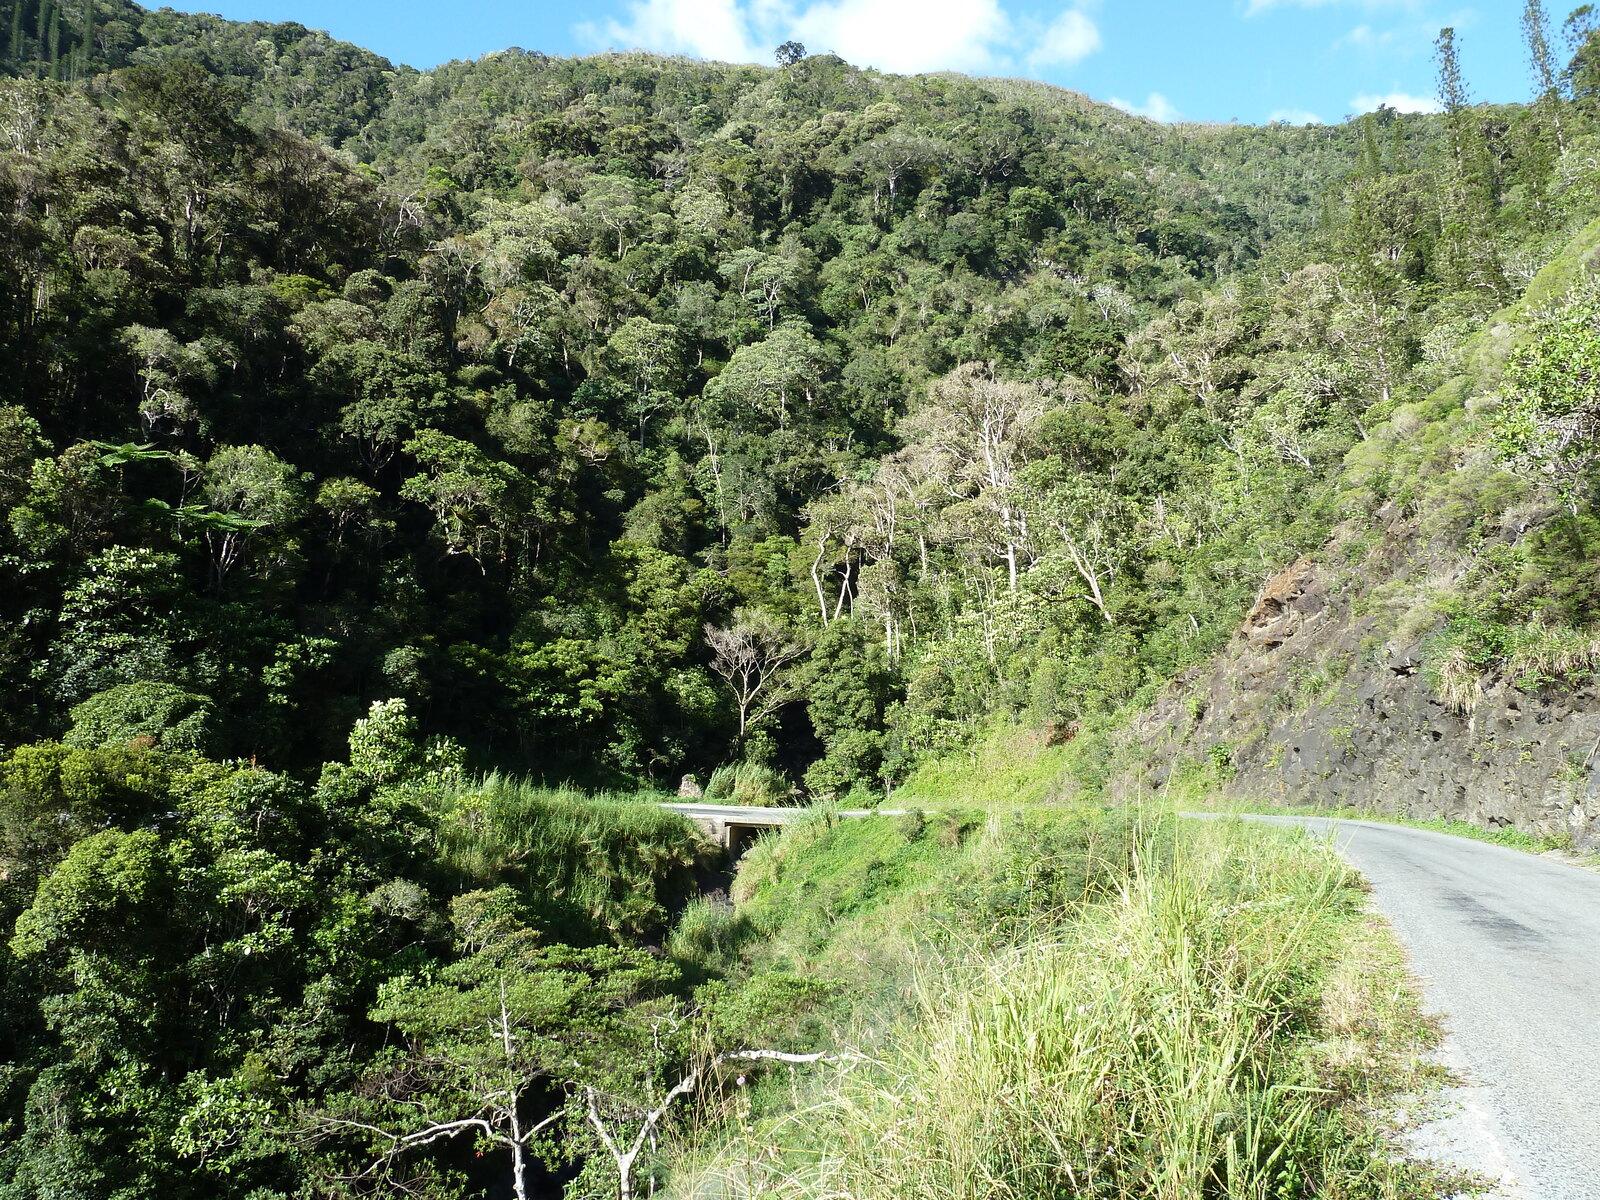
top-left (661, 802), bottom-right (895, 853)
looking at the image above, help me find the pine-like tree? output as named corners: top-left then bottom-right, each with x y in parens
top-left (1434, 27), bottom-right (1506, 300)
top-left (1523, 0), bottom-right (1565, 150)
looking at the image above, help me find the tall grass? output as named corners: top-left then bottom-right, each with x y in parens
top-left (703, 761), bottom-right (793, 806)
top-left (670, 818), bottom-right (1442, 1200)
top-left (891, 725), bottom-right (1082, 807)
top-left (432, 772), bottom-right (715, 941)
top-left (1429, 616), bottom-right (1600, 713)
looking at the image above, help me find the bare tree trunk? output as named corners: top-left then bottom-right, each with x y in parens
top-left (584, 1052), bottom-right (860, 1200)
top-left (811, 537), bottom-right (830, 625)
top-left (832, 550), bottom-right (853, 620)
top-left (500, 981), bottom-right (532, 1200)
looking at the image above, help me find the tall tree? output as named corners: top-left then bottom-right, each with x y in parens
top-left (1433, 27), bottom-right (1506, 300)
top-left (1523, 0), bottom-right (1566, 148)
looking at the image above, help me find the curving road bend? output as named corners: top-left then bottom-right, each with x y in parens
top-left (1231, 816), bottom-right (1600, 1198)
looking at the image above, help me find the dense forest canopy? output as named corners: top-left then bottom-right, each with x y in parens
top-left (0, 0), bottom-right (1493, 788)
top-left (4, 0), bottom-right (1600, 1193)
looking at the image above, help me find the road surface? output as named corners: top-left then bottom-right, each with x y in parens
top-left (1233, 815), bottom-right (1600, 1198)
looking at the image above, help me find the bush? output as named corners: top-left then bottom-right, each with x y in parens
top-left (65, 681), bottom-right (217, 755)
top-left (802, 729), bottom-right (886, 799)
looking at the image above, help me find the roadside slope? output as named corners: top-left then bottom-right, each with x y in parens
top-left (1111, 216), bottom-right (1600, 851)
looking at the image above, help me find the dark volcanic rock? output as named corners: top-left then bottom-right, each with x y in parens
top-left (1115, 555), bottom-right (1600, 851)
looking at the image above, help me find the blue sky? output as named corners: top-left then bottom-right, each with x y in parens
top-left (175, 0), bottom-right (1540, 125)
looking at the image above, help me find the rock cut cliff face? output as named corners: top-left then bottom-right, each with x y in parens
top-left (1117, 537), bottom-right (1600, 851)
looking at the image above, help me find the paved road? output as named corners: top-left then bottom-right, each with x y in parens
top-left (1233, 816), bottom-right (1600, 1198)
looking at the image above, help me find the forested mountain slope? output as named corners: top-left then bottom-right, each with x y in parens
top-left (2, 3), bottom-right (1599, 802)
top-left (5, 0), bottom-right (1600, 1194)
top-left (0, 0), bottom-right (1391, 786)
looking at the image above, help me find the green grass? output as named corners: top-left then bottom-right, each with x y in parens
top-left (727, 805), bottom-right (1145, 964)
top-left (666, 815), bottom-right (1470, 1200)
top-left (890, 725), bottom-right (1083, 807)
top-left (703, 760), bottom-right (793, 806)
top-left (430, 771), bottom-right (716, 940)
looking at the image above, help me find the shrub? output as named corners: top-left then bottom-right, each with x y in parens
top-left (65, 681), bottom-right (216, 755)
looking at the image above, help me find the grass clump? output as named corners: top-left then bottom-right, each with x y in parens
top-left (670, 817), bottom-right (1459, 1200)
top-left (667, 897), bottom-right (761, 979)
top-left (432, 771), bottom-right (715, 940)
top-left (703, 760), bottom-right (793, 806)
top-left (1425, 608), bottom-right (1600, 713)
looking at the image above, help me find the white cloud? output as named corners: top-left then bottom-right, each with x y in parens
top-left (580, 0), bottom-right (764, 62)
top-left (1334, 23), bottom-right (1386, 51)
top-left (1350, 89), bottom-right (1440, 113)
top-left (1246, 0), bottom-right (1427, 14)
top-left (579, 0), bottom-right (1103, 76)
top-left (793, 0), bottom-right (1012, 74)
top-left (1268, 107), bottom-right (1324, 123)
top-left (1109, 92), bottom-right (1181, 122)
top-left (1333, 18), bottom-right (1446, 56)
top-left (1028, 8), bottom-right (1102, 68)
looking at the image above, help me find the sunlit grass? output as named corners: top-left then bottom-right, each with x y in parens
top-left (891, 725), bottom-right (1084, 808)
top-left (430, 771), bottom-right (715, 940)
top-left (669, 817), bottom-right (1460, 1200)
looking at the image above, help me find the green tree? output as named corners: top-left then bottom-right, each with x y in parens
top-left (703, 325), bottom-right (837, 430)
top-left (1433, 26), bottom-right (1506, 299)
top-left (199, 443), bottom-right (305, 587)
top-left (310, 887), bottom-right (680, 1200)
top-left (48, 547), bottom-right (193, 704)
top-left (1492, 288), bottom-right (1600, 512)
top-left (347, 697), bottom-right (420, 785)
top-left (400, 429), bottom-right (545, 568)
top-left (603, 317), bottom-right (686, 446)
top-left (800, 617), bottom-right (895, 796)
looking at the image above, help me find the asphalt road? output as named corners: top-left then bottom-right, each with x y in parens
top-left (1233, 816), bottom-right (1600, 1198)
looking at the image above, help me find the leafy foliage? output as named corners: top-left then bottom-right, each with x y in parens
top-left (0, 4), bottom-right (1596, 1195)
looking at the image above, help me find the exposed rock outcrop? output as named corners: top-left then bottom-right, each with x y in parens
top-left (1115, 550), bottom-right (1600, 851)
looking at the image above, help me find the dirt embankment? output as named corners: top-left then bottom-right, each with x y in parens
top-left (1113, 534), bottom-right (1600, 851)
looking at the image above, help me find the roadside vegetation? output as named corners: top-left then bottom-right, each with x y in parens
top-left (665, 813), bottom-right (1467, 1200)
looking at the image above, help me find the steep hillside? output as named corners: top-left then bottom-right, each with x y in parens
top-left (1113, 216), bottom-right (1600, 850)
top-left (2, 0), bottom-right (1597, 815)
top-left (0, 7), bottom-right (1407, 789)
top-left (6, 6), bottom-right (1600, 1195)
